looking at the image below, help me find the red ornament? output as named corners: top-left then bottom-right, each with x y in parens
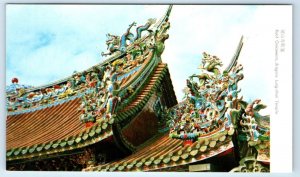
top-left (12, 78), bottom-right (18, 84)
top-left (28, 92), bottom-right (35, 98)
top-left (89, 81), bottom-right (96, 87)
top-left (85, 122), bottom-right (94, 128)
top-left (53, 85), bottom-right (61, 89)
top-left (183, 140), bottom-right (193, 146)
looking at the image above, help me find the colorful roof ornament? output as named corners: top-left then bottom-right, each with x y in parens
top-left (101, 18), bottom-right (157, 57)
top-left (168, 50), bottom-right (242, 143)
top-left (167, 36), bottom-right (270, 172)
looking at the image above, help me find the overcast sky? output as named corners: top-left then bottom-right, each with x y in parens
top-left (6, 5), bottom-right (292, 114)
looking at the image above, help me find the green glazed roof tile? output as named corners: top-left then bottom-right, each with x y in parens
top-left (105, 165), bottom-right (110, 171)
top-left (109, 167), bottom-right (116, 172)
top-left (122, 162), bottom-right (128, 167)
top-left (126, 164), bottom-right (133, 169)
top-left (190, 149), bottom-right (198, 156)
top-left (144, 161), bottom-right (152, 166)
top-left (52, 143), bottom-right (59, 149)
top-left (101, 123), bottom-right (108, 130)
top-left (136, 162), bottom-right (144, 168)
top-left (171, 155), bottom-right (180, 162)
top-left (154, 159), bottom-right (161, 165)
top-left (118, 166), bottom-right (125, 171)
top-left (75, 137), bottom-right (82, 143)
top-left (36, 144), bottom-right (45, 152)
top-left (186, 146), bottom-right (192, 152)
top-left (59, 141), bottom-right (67, 147)
top-left (82, 133), bottom-right (89, 140)
top-left (89, 130), bottom-right (95, 137)
top-left (108, 118), bottom-right (114, 124)
top-left (7, 150), bottom-right (13, 157)
top-left (21, 147), bottom-right (29, 155)
top-left (95, 126), bottom-right (102, 134)
top-left (13, 148), bottom-right (21, 156)
top-left (28, 145), bottom-right (37, 153)
top-left (177, 150), bottom-right (183, 155)
top-left (67, 139), bottom-right (75, 146)
top-left (200, 145), bottom-right (207, 152)
top-left (180, 153), bottom-right (189, 160)
top-left (163, 157), bottom-right (171, 164)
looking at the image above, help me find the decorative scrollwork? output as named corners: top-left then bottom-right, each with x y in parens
top-left (230, 156), bottom-right (269, 172)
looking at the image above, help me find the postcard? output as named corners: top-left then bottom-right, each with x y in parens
top-left (5, 4), bottom-right (292, 173)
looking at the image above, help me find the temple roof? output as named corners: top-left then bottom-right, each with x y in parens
top-left (6, 62), bottom-right (174, 161)
top-left (6, 5), bottom-right (175, 161)
top-left (83, 130), bottom-right (234, 172)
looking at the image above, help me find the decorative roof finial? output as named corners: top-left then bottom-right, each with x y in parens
top-left (12, 78), bottom-right (18, 84)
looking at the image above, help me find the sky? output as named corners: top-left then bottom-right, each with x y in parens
top-left (6, 5), bottom-right (291, 113)
top-left (5, 5), bottom-right (293, 172)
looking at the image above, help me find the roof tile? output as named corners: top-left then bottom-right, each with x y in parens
top-left (84, 131), bottom-right (234, 172)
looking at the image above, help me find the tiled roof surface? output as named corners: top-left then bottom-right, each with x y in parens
top-left (84, 129), bottom-right (234, 172)
top-left (6, 97), bottom-right (115, 161)
top-left (7, 98), bottom-right (82, 150)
